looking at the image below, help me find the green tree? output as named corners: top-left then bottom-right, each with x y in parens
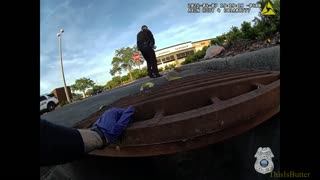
top-left (130, 69), bottom-right (140, 80)
top-left (70, 84), bottom-right (78, 93)
top-left (86, 85), bottom-right (103, 96)
top-left (252, 0), bottom-right (280, 39)
top-left (111, 47), bottom-right (137, 81)
top-left (111, 76), bottom-right (121, 85)
top-left (105, 76), bottom-right (122, 90)
top-left (211, 34), bottom-right (227, 46)
top-left (110, 57), bottom-right (122, 76)
top-left (110, 57), bottom-right (124, 84)
top-left (71, 77), bottom-right (95, 97)
top-left (137, 67), bottom-right (148, 78)
top-left (86, 89), bottom-right (94, 96)
top-left (241, 21), bottom-right (256, 40)
top-left (109, 63), bottom-right (121, 76)
top-left (120, 75), bottom-right (130, 82)
top-left (105, 81), bottom-right (114, 90)
top-left (225, 26), bottom-right (243, 47)
top-left (91, 85), bottom-right (104, 94)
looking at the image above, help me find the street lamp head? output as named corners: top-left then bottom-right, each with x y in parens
top-left (60, 29), bottom-right (64, 33)
top-left (57, 33), bottom-right (60, 37)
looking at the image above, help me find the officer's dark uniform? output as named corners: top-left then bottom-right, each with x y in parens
top-left (40, 119), bottom-right (85, 166)
top-left (137, 25), bottom-right (160, 78)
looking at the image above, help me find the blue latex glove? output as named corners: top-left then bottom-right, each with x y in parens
top-left (93, 106), bottom-right (135, 144)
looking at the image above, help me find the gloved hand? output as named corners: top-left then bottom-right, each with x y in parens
top-left (93, 106), bottom-right (135, 144)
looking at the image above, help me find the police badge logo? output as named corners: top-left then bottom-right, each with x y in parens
top-left (254, 147), bottom-right (274, 174)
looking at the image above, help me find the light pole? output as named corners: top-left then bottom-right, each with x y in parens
top-left (57, 29), bottom-right (71, 103)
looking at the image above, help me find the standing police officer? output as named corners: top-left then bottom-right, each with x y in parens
top-left (137, 25), bottom-right (162, 78)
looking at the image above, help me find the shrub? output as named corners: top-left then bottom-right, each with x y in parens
top-left (60, 101), bottom-right (69, 107)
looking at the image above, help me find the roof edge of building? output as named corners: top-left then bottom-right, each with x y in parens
top-left (155, 38), bottom-right (213, 52)
top-left (192, 38), bottom-right (213, 44)
top-left (155, 41), bottom-right (192, 52)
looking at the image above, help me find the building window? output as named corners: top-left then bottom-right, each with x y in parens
top-left (170, 55), bottom-right (175, 60)
top-left (176, 50), bottom-right (195, 59)
top-left (177, 52), bottom-right (186, 59)
top-left (187, 50), bottom-right (194, 55)
top-left (166, 57), bottom-right (170, 61)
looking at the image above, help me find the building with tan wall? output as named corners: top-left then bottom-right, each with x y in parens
top-left (155, 38), bottom-right (212, 68)
top-left (192, 38), bottom-right (212, 52)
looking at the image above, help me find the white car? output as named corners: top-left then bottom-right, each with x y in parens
top-left (40, 93), bottom-right (59, 113)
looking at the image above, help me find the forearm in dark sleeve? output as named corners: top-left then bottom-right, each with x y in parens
top-left (40, 119), bottom-right (85, 166)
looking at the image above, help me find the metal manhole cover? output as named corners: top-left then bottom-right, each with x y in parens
top-left (76, 70), bottom-right (280, 157)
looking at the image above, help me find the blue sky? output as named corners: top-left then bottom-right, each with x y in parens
top-left (40, 0), bottom-right (261, 95)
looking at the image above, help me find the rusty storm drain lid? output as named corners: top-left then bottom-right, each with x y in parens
top-left (76, 70), bottom-right (280, 157)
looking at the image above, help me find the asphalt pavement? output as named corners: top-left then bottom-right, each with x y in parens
top-left (41, 46), bottom-right (280, 128)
